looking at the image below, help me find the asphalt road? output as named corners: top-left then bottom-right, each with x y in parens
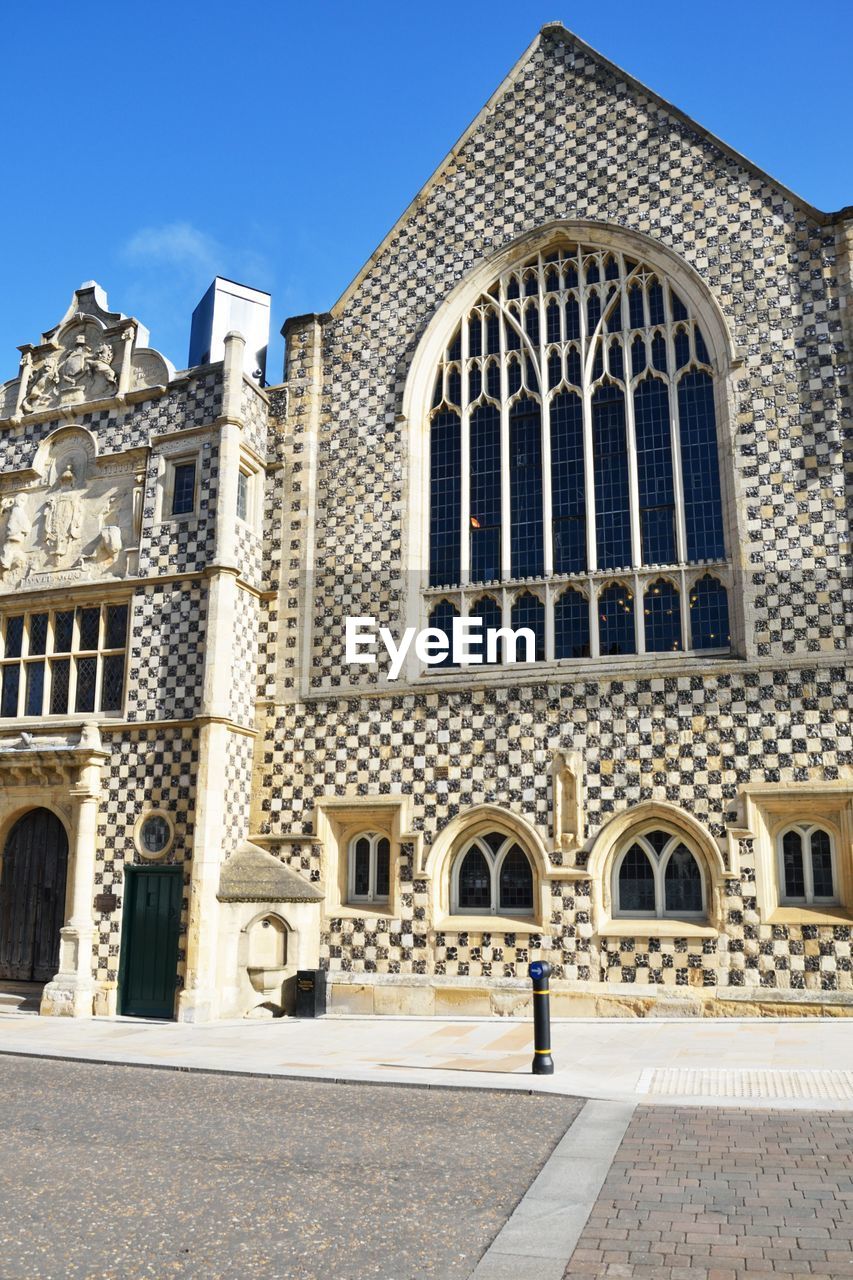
top-left (0, 1054), bottom-right (581, 1280)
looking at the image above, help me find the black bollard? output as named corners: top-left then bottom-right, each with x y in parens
top-left (528, 959), bottom-right (554, 1075)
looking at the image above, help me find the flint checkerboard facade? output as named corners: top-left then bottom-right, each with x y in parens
top-left (0, 23), bottom-right (851, 1019)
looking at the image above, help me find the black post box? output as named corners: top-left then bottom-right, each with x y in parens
top-left (295, 968), bottom-right (326, 1017)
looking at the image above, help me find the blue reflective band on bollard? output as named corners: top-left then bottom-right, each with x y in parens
top-left (528, 960), bottom-right (554, 1075)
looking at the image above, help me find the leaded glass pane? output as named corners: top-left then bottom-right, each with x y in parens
top-left (678, 371), bottom-right (725, 561)
top-left (554, 588), bottom-right (590, 659)
top-left (429, 411), bottom-right (461, 586)
top-left (598, 584), bottom-right (635, 656)
top-left (29, 613), bottom-right (48, 655)
top-left (664, 845), bottom-right (702, 913)
top-left (689, 576), bottom-right (730, 649)
top-left (4, 616), bottom-right (24, 659)
top-left (1, 664), bottom-right (19, 717)
top-left (509, 397), bottom-right (544, 578)
top-left (171, 461), bottom-right (196, 516)
top-left (644, 579), bottom-right (682, 653)
top-left (78, 607), bottom-right (100, 651)
top-left (619, 845), bottom-right (655, 912)
top-left (428, 601), bottom-right (459, 669)
top-left (53, 610), bottom-right (74, 653)
top-left (75, 656), bottom-right (97, 712)
top-left (593, 385), bottom-right (631, 569)
top-left (25, 661), bottom-right (45, 716)
top-left (634, 378), bottom-right (676, 565)
top-left (483, 832), bottom-right (506, 854)
top-left (510, 592), bottom-right (545, 661)
top-left (810, 829), bottom-right (834, 899)
top-left (353, 836), bottom-right (371, 897)
top-left (499, 846), bottom-right (533, 911)
top-left (458, 849), bottom-right (491, 910)
top-left (50, 658), bottom-right (70, 715)
top-left (470, 404), bottom-right (501, 583)
top-left (470, 596), bottom-right (502, 665)
top-left (100, 654), bottom-right (125, 712)
top-left (645, 830), bottom-right (671, 857)
top-left (550, 391), bottom-right (586, 573)
top-left (648, 280), bottom-right (665, 325)
top-left (376, 838), bottom-right (390, 899)
top-left (782, 830), bottom-right (805, 900)
top-left (105, 603), bottom-right (128, 650)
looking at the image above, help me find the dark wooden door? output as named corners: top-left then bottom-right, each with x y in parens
top-left (119, 866), bottom-right (182, 1019)
top-left (0, 809), bottom-right (68, 982)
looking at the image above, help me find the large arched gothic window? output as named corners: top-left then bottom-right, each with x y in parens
top-left (426, 239), bottom-right (730, 663)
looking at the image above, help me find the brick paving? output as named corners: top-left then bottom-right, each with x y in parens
top-left (564, 1107), bottom-right (853, 1280)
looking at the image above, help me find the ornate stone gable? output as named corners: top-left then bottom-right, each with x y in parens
top-left (0, 282), bottom-right (175, 422)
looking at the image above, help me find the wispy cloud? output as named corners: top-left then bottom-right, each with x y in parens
top-left (123, 222), bottom-right (220, 274)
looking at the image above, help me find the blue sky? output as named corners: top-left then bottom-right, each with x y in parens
top-left (1, 1), bottom-right (851, 384)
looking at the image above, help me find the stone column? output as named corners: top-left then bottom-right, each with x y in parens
top-left (41, 741), bottom-right (107, 1018)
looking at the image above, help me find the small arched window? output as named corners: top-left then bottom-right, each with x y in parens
top-left (426, 239), bottom-right (731, 663)
top-left (614, 829), bottom-right (705, 918)
top-left (452, 832), bottom-right (534, 916)
top-left (777, 824), bottom-right (837, 905)
top-left (348, 832), bottom-right (391, 905)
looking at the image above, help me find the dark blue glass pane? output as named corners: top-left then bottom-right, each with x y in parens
top-left (689, 575), bottom-right (730, 649)
top-left (468, 364), bottom-right (482, 400)
top-left (1, 664), bottom-right (19, 716)
top-left (487, 361), bottom-right (501, 400)
top-left (674, 328), bottom-right (690, 369)
top-left (634, 378), bottom-right (676, 565)
top-left (487, 311), bottom-right (500, 355)
top-left (604, 256), bottom-right (620, 281)
top-left (525, 306), bottom-right (539, 345)
top-left (566, 347), bottom-right (581, 386)
top-left (619, 845), bottom-right (655, 912)
top-left (587, 291), bottom-right (601, 333)
top-left (505, 316), bottom-right (521, 352)
top-left (25, 661), bottom-right (44, 715)
top-left (606, 293), bottom-right (623, 332)
top-left (631, 336), bottom-right (646, 377)
top-left (547, 300), bottom-right (561, 343)
top-left (469, 404), bottom-right (501, 583)
top-left (507, 276), bottom-right (520, 300)
top-left (548, 351), bottom-right (562, 390)
top-left (593, 385), bottom-right (632, 569)
top-left (651, 332), bottom-right (667, 372)
top-left (565, 296), bottom-right (580, 341)
top-left (598, 583), bottom-right (635, 655)
top-left (554, 588), bottom-right (590, 658)
top-left (811, 830), bottom-right (834, 898)
top-left (664, 846), bottom-right (702, 912)
top-left (458, 848), bottom-right (491, 909)
top-left (564, 260), bottom-right (578, 288)
top-left (671, 290), bottom-right (688, 322)
top-left (525, 356), bottom-right (539, 394)
top-left (429, 411), bottom-right (461, 586)
top-left (550, 392), bottom-right (586, 574)
top-left (4, 616), bottom-right (23, 659)
top-left (509, 397), bottom-right (544, 578)
top-left (447, 367), bottom-right (461, 405)
top-left (468, 316), bottom-right (482, 357)
top-left (499, 846), bottom-right (533, 910)
top-left (524, 273), bottom-right (538, 297)
top-left (508, 360), bottom-right (522, 396)
top-left (470, 596), bottom-right (502, 664)
top-left (448, 331), bottom-right (462, 361)
top-left (648, 280), bottom-right (665, 325)
top-left (608, 340), bottom-right (624, 381)
top-left (782, 830), bottom-right (805, 899)
top-left (591, 345), bottom-right (604, 382)
top-left (428, 601), bottom-right (459, 668)
top-left (171, 461), bottom-right (196, 516)
top-left (694, 325), bottom-right (710, 365)
top-left (586, 259), bottom-right (599, 284)
top-left (678, 372), bottom-right (725, 560)
top-left (510, 592), bottom-right (545, 660)
top-left (644, 579), bottom-right (682, 653)
top-left (545, 267), bottom-right (559, 293)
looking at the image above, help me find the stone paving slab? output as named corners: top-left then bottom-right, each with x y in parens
top-left (563, 1105), bottom-right (853, 1279)
top-left (1, 1014), bottom-right (853, 1108)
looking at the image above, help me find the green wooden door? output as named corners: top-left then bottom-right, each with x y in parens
top-left (119, 867), bottom-right (182, 1019)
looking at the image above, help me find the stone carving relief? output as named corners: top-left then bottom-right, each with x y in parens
top-left (0, 428), bottom-right (145, 594)
top-left (0, 283), bottom-right (175, 422)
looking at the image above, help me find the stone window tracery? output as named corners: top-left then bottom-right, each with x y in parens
top-left (777, 824), bottom-right (837, 906)
top-left (451, 831), bottom-right (534, 915)
top-left (347, 831), bottom-right (391, 905)
top-left (613, 828), bottom-right (706, 919)
top-left (426, 239), bottom-right (730, 662)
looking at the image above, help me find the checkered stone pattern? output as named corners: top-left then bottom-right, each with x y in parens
top-left (137, 437), bottom-right (218, 576)
top-left (230, 587), bottom-right (260, 727)
top-left (266, 29), bottom-right (850, 697)
top-left (235, 520), bottom-right (263, 589)
top-left (257, 662), bottom-right (853, 984)
top-left (240, 382), bottom-right (269, 459)
top-left (125, 580), bottom-right (207, 721)
top-left (132, 372), bottom-right (221, 436)
top-left (222, 730), bottom-right (255, 857)
top-left (92, 726), bottom-right (198, 985)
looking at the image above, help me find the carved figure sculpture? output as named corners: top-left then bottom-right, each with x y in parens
top-left (0, 494), bottom-right (31, 579)
top-left (44, 465), bottom-right (83, 562)
top-left (91, 493), bottom-right (123, 566)
top-left (20, 355), bottom-right (60, 414)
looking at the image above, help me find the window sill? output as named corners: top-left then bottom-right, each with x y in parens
top-left (599, 919), bottom-right (718, 939)
top-left (331, 903), bottom-right (396, 921)
top-left (767, 906), bottom-right (853, 927)
top-left (439, 914), bottom-right (544, 934)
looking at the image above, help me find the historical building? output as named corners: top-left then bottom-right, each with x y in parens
top-left (1, 23), bottom-right (852, 1021)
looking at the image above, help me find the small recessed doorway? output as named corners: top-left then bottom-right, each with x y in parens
top-left (0, 808), bottom-right (68, 983)
top-left (118, 865), bottom-right (182, 1019)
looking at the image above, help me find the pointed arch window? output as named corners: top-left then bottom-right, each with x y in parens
top-left (777, 825), bottom-right (837, 905)
top-left (425, 239), bottom-right (731, 662)
top-left (452, 831), bottom-right (534, 915)
top-left (614, 829), bottom-right (706, 919)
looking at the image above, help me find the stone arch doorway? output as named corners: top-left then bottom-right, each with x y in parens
top-left (0, 809), bottom-right (69, 982)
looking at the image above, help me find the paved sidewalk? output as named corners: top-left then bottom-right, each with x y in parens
top-left (564, 1106), bottom-right (853, 1279)
top-left (1, 1013), bottom-right (852, 1107)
